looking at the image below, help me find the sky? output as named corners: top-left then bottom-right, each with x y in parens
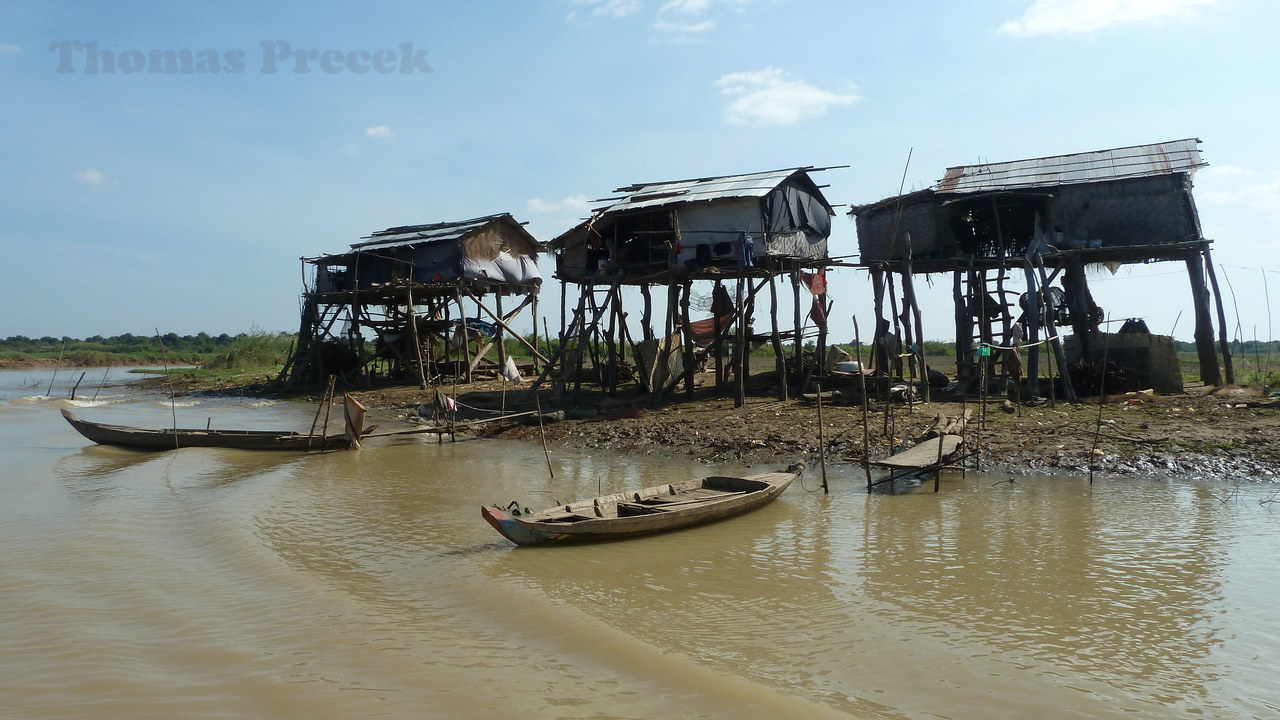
top-left (3, 0), bottom-right (1280, 346)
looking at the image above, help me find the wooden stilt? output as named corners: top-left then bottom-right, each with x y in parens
top-left (1186, 251), bottom-right (1223, 386)
top-left (901, 236), bottom-right (929, 403)
top-left (681, 281), bottom-right (695, 399)
top-left (735, 276), bottom-right (746, 408)
top-left (769, 276), bottom-right (788, 401)
top-left (792, 268), bottom-right (803, 390)
top-left (853, 317), bottom-right (873, 493)
top-left (1203, 246), bottom-right (1235, 384)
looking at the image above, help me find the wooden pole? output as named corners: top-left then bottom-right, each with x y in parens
top-left (536, 395), bottom-right (554, 479)
top-left (46, 339), bottom-right (67, 397)
top-left (308, 375), bottom-right (335, 451)
top-left (681, 281), bottom-right (695, 399)
top-left (1203, 246), bottom-right (1235, 384)
top-left (714, 280), bottom-right (726, 390)
top-left (1033, 258), bottom-right (1076, 401)
top-left (531, 294), bottom-right (541, 375)
top-left (735, 275), bottom-right (746, 408)
top-left (1186, 252), bottom-right (1223, 386)
top-left (91, 366), bottom-right (111, 401)
top-left (1089, 315), bottom-right (1111, 485)
top-left (769, 275), bottom-right (788, 401)
top-left (455, 289), bottom-right (473, 384)
top-left (69, 371), bottom-right (86, 400)
top-left (816, 379), bottom-right (828, 494)
top-left (1021, 257), bottom-right (1042, 399)
top-left (406, 285), bottom-right (428, 389)
top-left (853, 317), bottom-right (872, 492)
top-left (792, 267), bottom-right (803, 390)
top-left (901, 235), bottom-right (929, 402)
top-left (953, 269), bottom-right (972, 390)
top-left (154, 329), bottom-right (179, 448)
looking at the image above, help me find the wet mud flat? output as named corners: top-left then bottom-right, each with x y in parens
top-left (347, 380), bottom-right (1280, 481)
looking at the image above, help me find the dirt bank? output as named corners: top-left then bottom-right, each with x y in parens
top-left (310, 377), bottom-right (1280, 481)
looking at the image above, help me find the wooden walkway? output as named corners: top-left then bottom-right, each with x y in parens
top-left (867, 434), bottom-right (965, 492)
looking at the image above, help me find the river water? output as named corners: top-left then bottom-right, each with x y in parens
top-left (2, 367), bottom-right (1278, 719)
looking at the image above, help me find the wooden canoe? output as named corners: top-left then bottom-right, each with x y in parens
top-left (482, 462), bottom-right (804, 546)
top-left (61, 395), bottom-right (367, 451)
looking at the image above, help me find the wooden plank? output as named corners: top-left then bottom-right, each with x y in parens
top-left (871, 434), bottom-right (962, 469)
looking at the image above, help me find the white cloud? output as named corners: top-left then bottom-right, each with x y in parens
top-left (1199, 167), bottom-right (1280, 219)
top-left (526, 194), bottom-right (591, 214)
top-left (72, 168), bottom-right (121, 192)
top-left (566, 0), bottom-right (643, 22)
top-left (654, 0), bottom-right (716, 37)
top-left (565, 0), bottom-right (761, 40)
top-left (999, 0), bottom-right (1218, 36)
top-left (0, 43), bottom-right (20, 56)
top-left (364, 125), bottom-right (396, 139)
top-left (715, 67), bottom-right (858, 126)
top-left (1205, 164), bottom-right (1246, 178)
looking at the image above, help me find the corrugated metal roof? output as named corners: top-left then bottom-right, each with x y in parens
top-left (352, 213), bottom-right (523, 252)
top-left (596, 167), bottom-right (820, 215)
top-left (935, 138), bottom-right (1205, 194)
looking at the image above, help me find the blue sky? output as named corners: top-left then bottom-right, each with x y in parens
top-left (3, 0), bottom-right (1279, 345)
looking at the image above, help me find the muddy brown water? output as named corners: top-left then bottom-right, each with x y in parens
top-left (3, 369), bottom-right (1279, 719)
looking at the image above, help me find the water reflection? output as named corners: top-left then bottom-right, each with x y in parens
top-left (855, 477), bottom-right (1228, 711)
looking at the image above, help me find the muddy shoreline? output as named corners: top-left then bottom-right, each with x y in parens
top-left (187, 375), bottom-right (1280, 482)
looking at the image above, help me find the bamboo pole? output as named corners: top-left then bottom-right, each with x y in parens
top-left (308, 375), bottom-right (335, 451)
top-left (155, 329), bottom-right (179, 448)
top-left (91, 366), bottom-right (111, 401)
top-left (406, 285), bottom-right (427, 389)
top-left (536, 395), bottom-right (554, 479)
top-left (46, 339), bottom-right (67, 397)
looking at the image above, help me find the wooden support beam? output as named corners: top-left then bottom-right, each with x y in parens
top-left (1203, 246), bottom-right (1235, 385)
top-left (734, 276), bottom-right (747, 408)
top-left (1186, 251), bottom-right (1223, 386)
top-left (900, 237), bottom-right (929, 403)
top-left (791, 268), bottom-right (803, 389)
top-left (769, 276), bottom-right (788, 401)
top-left (1032, 255), bottom-right (1077, 402)
top-left (1020, 258), bottom-right (1042, 399)
top-left (462, 289), bottom-right (546, 364)
top-left (681, 281), bottom-right (695, 399)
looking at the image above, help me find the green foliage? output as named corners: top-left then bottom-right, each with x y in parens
top-left (0, 330), bottom-right (295, 368)
top-left (1241, 369), bottom-right (1280, 389)
top-left (200, 328), bottom-right (294, 370)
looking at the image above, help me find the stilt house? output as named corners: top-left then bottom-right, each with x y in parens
top-left (540, 167), bottom-right (837, 405)
top-left (851, 139), bottom-right (1231, 397)
top-left (285, 213), bottom-right (545, 386)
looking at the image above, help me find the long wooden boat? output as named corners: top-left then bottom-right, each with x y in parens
top-left (482, 462), bottom-right (804, 546)
top-left (61, 395), bottom-right (367, 452)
